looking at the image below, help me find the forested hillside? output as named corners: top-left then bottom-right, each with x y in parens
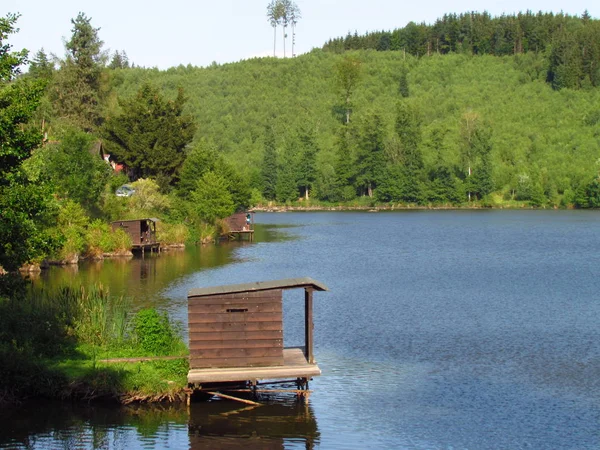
top-left (112, 47), bottom-right (600, 207)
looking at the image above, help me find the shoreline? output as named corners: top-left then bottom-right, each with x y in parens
top-left (251, 203), bottom-right (563, 212)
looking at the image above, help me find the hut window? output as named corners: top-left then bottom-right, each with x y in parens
top-left (226, 308), bottom-right (248, 313)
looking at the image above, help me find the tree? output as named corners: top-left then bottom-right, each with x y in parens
top-left (52, 12), bottom-right (106, 131)
top-left (398, 66), bottom-right (409, 98)
top-left (28, 49), bottom-right (54, 80)
top-left (0, 14), bottom-right (55, 270)
top-left (470, 124), bottom-right (494, 199)
top-left (296, 127), bottom-right (318, 200)
top-left (288, 1), bottom-right (301, 57)
top-left (395, 101), bottom-right (424, 203)
top-left (102, 83), bottom-right (196, 190)
top-left (108, 50), bottom-right (129, 69)
top-left (178, 142), bottom-right (251, 211)
top-left (29, 130), bottom-right (111, 210)
top-left (460, 110), bottom-right (480, 201)
top-left (355, 112), bottom-right (386, 198)
top-left (334, 125), bottom-right (356, 199)
top-left (261, 126), bottom-right (278, 200)
top-left (276, 139), bottom-right (299, 202)
top-left (334, 55), bottom-right (362, 124)
top-left (190, 171), bottom-right (235, 224)
top-left (266, 0), bottom-right (285, 57)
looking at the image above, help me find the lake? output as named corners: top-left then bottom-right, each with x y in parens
top-left (2, 210), bottom-right (600, 449)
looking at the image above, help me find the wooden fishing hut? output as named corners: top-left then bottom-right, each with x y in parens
top-left (223, 211), bottom-right (254, 241)
top-left (187, 277), bottom-right (328, 399)
top-left (111, 218), bottom-right (160, 254)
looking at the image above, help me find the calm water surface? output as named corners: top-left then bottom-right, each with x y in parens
top-left (2, 210), bottom-right (600, 449)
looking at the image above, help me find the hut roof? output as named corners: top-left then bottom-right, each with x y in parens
top-left (188, 277), bottom-right (328, 298)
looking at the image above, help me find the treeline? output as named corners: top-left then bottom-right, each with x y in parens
top-left (322, 11), bottom-right (600, 90)
top-left (1, 12), bottom-right (251, 272)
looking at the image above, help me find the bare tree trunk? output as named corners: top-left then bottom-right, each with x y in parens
top-left (273, 27), bottom-right (277, 57)
top-left (292, 24), bottom-right (295, 57)
top-left (305, 187), bottom-right (309, 200)
top-left (346, 95), bottom-right (350, 124)
top-left (283, 26), bottom-right (286, 57)
top-left (468, 165), bottom-right (471, 201)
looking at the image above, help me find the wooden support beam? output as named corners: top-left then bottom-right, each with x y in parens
top-left (304, 288), bottom-right (314, 364)
top-left (206, 391), bottom-right (261, 406)
top-left (219, 389), bottom-right (313, 394)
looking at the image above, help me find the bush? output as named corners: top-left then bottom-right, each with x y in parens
top-left (156, 222), bottom-right (189, 245)
top-left (132, 309), bottom-right (179, 356)
top-left (86, 220), bottom-right (132, 256)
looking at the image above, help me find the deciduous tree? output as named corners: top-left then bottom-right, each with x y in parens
top-left (334, 55), bottom-right (362, 124)
top-left (0, 14), bottom-right (55, 270)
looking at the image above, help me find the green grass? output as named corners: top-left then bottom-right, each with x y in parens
top-left (0, 278), bottom-right (189, 404)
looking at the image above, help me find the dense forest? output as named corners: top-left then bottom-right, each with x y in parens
top-left (3, 10), bottom-right (600, 271)
top-left (323, 11), bottom-right (600, 90)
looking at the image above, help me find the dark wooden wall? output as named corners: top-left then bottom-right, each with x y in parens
top-left (224, 213), bottom-right (251, 232)
top-left (188, 290), bottom-right (284, 369)
top-left (112, 221), bottom-right (142, 245)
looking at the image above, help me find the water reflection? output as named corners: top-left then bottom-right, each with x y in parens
top-left (0, 397), bottom-right (319, 450)
top-left (0, 401), bottom-right (189, 449)
top-left (188, 397), bottom-right (319, 450)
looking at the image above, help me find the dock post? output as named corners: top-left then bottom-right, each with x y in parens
top-left (304, 288), bottom-right (314, 364)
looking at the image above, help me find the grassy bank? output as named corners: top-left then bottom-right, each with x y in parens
top-left (0, 279), bottom-right (189, 405)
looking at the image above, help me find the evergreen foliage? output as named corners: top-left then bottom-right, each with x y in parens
top-left (322, 11), bottom-right (600, 90)
top-left (102, 83), bottom-right (196, 189)
top-left (51, 12), bottom-right (106, 131)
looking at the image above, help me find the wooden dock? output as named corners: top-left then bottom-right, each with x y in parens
top-left (227, 229), bottom-right (254, 241)
top-left (188, 347), bottom-right (320, 385)
top-left (224, 212), bottom-right (255, 241)
top-left (186, 278), bottom-right (327, 402)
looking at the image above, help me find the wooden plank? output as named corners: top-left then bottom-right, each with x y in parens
top-left (190, 356), bottom-right (283, 368)
top-left (188, 302), bottom-right (282, 314)
top-left (187, 349), bottom-right (320, 383)
top-left (98, 356), bottom-right (187, 363)
top-left (189, 290), bottom-right (282, 303)
top-left (189, 330), bottom-right (283, 341)
top-left (188, 321), bottom-right (282, 332)
top-left (189, 339), bottom-right (282, 350)
top-left (188, 312), bottom-right (282, 323)
top-left (190, 347), bottom-right (283, 359)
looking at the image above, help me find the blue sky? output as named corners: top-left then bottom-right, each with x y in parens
top-left (5, 0), bottom-right (598, 69)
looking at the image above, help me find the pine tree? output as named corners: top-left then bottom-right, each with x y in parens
top-left (28, 49), bottom-right (54, 80)
top-left (261, 126), bottom-right (278, 200)
top-left (102, 83), bottom-right (196, 189)
top-left (355, 112), bottom-right (386, 198)
top-left (52, 12), bottom-right (106, 131)
top-left (296, 127), bottom-right (318, 200)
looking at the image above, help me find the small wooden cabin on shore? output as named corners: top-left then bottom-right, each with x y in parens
top-left (187, 277), bottom-right (327, 395)
top-left (111, 218), bottom-right (160, 253)
top-left (223, 211), bottom-right (254, 241)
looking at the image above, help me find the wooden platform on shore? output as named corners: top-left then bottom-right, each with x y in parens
top-left (187, 347), bottom-right (320, 385)
top-left (228, 229), bottom-right (254, 241)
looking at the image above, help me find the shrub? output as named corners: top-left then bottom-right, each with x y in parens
top-left (156, 222), bottom-right (189, 245)
top-left (86, 219), bottom-right (132, 255)
top-left (132, 308), bottom-right (179, 356)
